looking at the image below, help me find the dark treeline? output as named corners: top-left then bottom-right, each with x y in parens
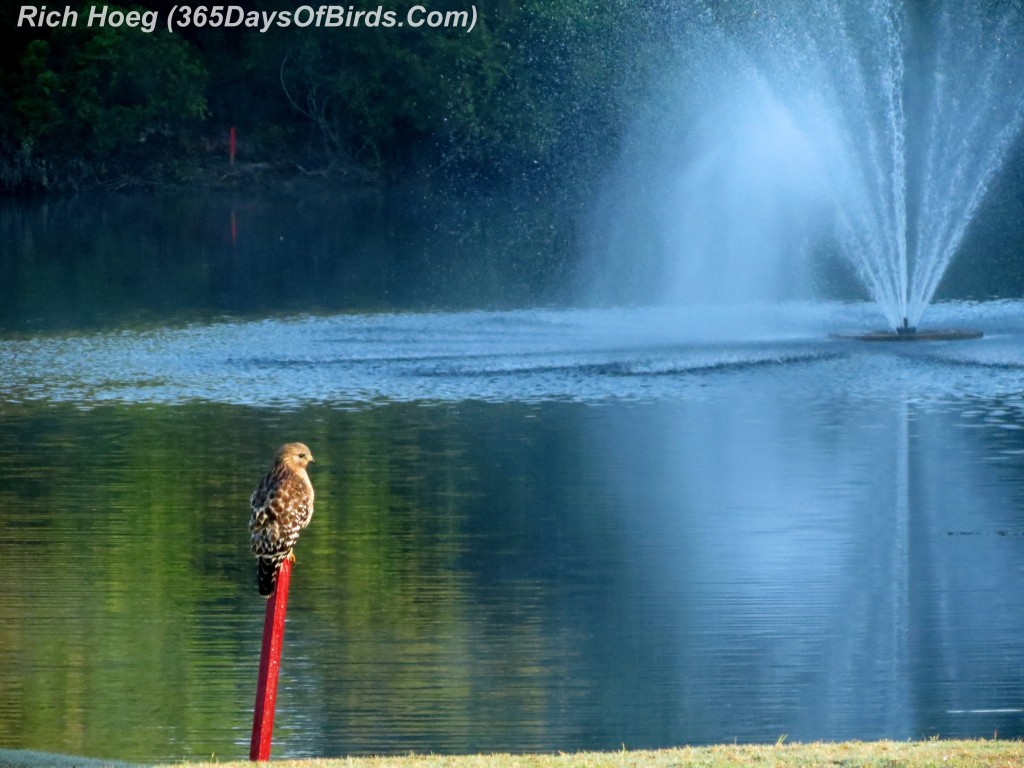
top-left (0, 0), bottom-right (675, 193)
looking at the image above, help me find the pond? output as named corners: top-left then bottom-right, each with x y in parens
top-left (1, 193), bottom-right (1023, 763)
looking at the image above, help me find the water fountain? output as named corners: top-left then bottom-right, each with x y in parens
top-left (585, 1), bottom-right (1024, 338)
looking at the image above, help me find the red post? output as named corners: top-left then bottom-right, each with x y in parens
top-left (250, 557), bottom-right (292, 761)
top-left (230, 126), bottom-right (237, 164)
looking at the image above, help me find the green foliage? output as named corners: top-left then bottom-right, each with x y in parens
top-left (0, 3), bottom-right (208, 188)
top-left (10, 40), bottom-right (64, 144)
top-left (270, 1), bottom-right (536, 175)
top-left (478, 0), bottom-right (656, 180)
top-left (0, 0), bottom-right (662, 191)
top-left (68, 16), bottom-right (208, 154)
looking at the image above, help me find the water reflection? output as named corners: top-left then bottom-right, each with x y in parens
top-left (1, 299), bottom-right (1023, 761)
top-left (1, 372), bottom-right (1023, 761)
top-left (589, 388), bottom-right (1024, 743)
top-left (0, 189), bottom-right (573, 335)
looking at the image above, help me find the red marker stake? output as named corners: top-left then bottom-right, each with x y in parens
top-left (250, 557), bottom-right (292, 761)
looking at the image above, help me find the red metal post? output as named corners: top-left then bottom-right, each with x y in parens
top-left (250, 557), bottom-right (292, 761)
top-left (230, 126), bottom-right (237, 164)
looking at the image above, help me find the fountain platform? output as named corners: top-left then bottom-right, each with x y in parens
top-left (835, 329), bottom-right (984, 342)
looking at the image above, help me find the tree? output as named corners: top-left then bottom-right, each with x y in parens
top-left (0, 3), bottom-right (207, 189)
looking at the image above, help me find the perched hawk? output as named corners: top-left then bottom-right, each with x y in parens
top-left (249, 442), bottom-right (316, 596)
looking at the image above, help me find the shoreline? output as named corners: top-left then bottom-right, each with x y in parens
top-left (4, 740), bottom-right (1024, 768)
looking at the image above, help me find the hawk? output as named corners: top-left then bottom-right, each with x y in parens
top-left (249, 442), bottom-right (316, 596)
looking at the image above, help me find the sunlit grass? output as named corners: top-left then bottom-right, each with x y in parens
top-left (167, 740), bottom-right (1024, 768)
top-left (5, 740), bottom-right (1024, 767)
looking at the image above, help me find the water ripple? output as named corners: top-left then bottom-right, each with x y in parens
top-left (1, 301), bottom-right (1022, 408)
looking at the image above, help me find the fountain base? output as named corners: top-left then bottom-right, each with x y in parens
top-left (835, 329), bottom-right (984, 342)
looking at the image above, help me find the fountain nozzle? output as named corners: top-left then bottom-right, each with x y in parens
top-left (896, 317), bottom-right (917, 335)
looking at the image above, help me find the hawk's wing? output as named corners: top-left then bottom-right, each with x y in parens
top-left (249, 467), bottom-right (314, 557)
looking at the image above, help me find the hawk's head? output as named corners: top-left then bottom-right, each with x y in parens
top-left (276, 442), bottom-right (315, 469)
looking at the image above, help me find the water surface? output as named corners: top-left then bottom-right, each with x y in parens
top-left (1, 300), bottom-right (1023, 762)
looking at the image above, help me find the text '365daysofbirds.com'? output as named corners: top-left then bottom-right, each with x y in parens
top-left (15, 4), bottom-right (479, 34)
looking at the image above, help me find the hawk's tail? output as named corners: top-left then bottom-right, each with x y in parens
top-left (257, 554), bottom-right (285, 597)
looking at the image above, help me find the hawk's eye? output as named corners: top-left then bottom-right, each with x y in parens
top-left (298, 453), bottom-right (307, 459)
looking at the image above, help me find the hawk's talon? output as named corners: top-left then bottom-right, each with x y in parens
top-left (287, 551), bottom-right (296, 564)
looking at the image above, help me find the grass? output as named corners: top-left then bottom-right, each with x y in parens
top-left (168, 740), bottom-right (1024, 768)
top-left (4, 741), bottom-right (1023, 768)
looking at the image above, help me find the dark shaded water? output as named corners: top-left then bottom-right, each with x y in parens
top-left (0, 189), bottom-right (574, 335)
top-left (1, 195), bottom-right (1023, 763)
